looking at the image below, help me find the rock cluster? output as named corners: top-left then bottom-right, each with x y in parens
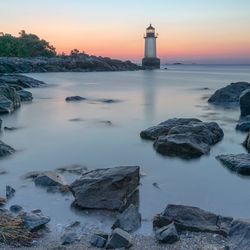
top-left (0, 56), bottom-right (141, 74)
top-left (140, 118), bottom-right (224, 158)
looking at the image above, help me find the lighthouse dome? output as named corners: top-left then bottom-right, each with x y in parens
top-left (146, 24), bottom-right (155, 30)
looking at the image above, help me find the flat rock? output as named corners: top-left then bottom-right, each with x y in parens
top-left (155, 222), bottom-right (180, 244)
top-left (34, 171), bottom-right (66, 187)
top-left (229, 219), bottom-right (250, 250)
top-left (20, 209), bottom-right (50, 231)
top-left (216, 154), bottom-right (250, 175)
top-left (106, 228), bottom-right (132, 249)
top-left (240, 89), bottom-right (250, 117)
top-left (0, 140), bottom-right (15, 157)
top-left (141, 118), bottom-right (223, 159)
top-left (153, 204), bottom-right (233, 237)
top-left (208, 82), bottom-right (250, 105)
top-left (65, 96), bottom-right (87, 102)
top-left (112, 204), bottom-right (141, 232)
top-left (17, 90), bottom-right (33, 102)
top-left (70, 166), bottom-right (140, 211)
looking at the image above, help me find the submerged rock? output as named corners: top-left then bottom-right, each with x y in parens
top-left (112, 204), bottom-right (141, 232)
top-left (0, 140), bottom-right (15, 157)
top-left (229, 220), bottom-right (250, 250)
top-left (155, 223), bottom-right (179, 244)
top-left (153, 204), bottom-right (233, 237)
top-left (208, 82), bottom-right (250, 105)
top-left (216, 154), bottom-right (250, 175)
top-left (34, 171), bottom-right (66, 187)
top-left (6, 185), bottom-right (16, 199)
top-left (20, 209), bottom-right (50, 231)
top-left (141, 118), bottom-right (223, 159)
top-left (65, 96), bottom-right (87, 102)
top-left (97, 98), bottom-right (120, 104)
top-left (17, 90), bottom-right (33, 102)
top-left (106, 228), bottom-right (132, 249)
top-left (10, 204), bottom-right (23, 213)
top-left (70, 166), bottom-right (140, 211)
top-left (240, 89), bottom-right (250, 117)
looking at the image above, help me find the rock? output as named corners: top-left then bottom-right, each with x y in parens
top-left (70, 166), bottom-right (140, 211)
top-left (97, 98), bottom-right (120, 104)
top-left (61, 232), bottom-right (79, 245)
top-left (155, 223), bottom-right (179, 244)
top-left (23, 171), bottom-right (42, 180)
top-left (10, 204), bottom-right (23, 213)
top-left (106, 228), bottom-right (132, 249)
top-left (4, 126), bottom-right (19, 131)
top-left (208, 82), bottom-right (250, 105)
top-left (56, 164), bottom-right (88, 175)
top-left (0, 86), bottom-right (21, 113)
top-left (216, 154), bottom-right (250, 175)
top-left (240, 89), bottom-right (250, 117)
top-left (90, 232), bottom-right (108, 248)
top-left (0, 197), bottom-right (6, 206)
top-left (0, 118), bottom-right (2, 129)
top-left (141, 119), bottom-right (223, 159)
top-left (0, 169), bottom-right (7, 175)
top-left (236, 116), bottom-right (250, 132)
top-left (6, 185), bottom-right (16, 199)
top-left (0, 140), bottom-right (15, 157)
top-left (140, 118), bottom-right (202, 140)
top-left (112, 204), bottom-right (141, 232)
top-left (20, 209), bottom-right (50, 231)
top-left (153, 204), bottom-right (233, 237)
top-left (34, 171), bottom-right (67, 187)
top-left (17, 90), bottom-right (33, 102)
top-left (229, 220), bottom-right (250, 250)
top-left (243, 132), bottom-right (250, 152)
top-left (65, 96), bottom-right (87, 102)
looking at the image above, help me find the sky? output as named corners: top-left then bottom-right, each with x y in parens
top-left (0, 0), bottom-right (250, 64)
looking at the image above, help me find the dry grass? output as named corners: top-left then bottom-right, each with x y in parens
top-left (0, 212), bottom-right (33, 246)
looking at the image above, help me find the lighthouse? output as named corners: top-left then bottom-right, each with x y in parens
top-left (142, 24), bottom-right (160, 69)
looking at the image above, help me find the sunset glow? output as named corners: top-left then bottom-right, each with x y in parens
top-left (1, 0), bottom-right (250, 63)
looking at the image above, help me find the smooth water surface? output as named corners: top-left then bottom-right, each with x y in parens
top-left (1, 65), bottom-right (250, 236)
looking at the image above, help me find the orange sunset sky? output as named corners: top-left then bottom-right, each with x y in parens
top-left (0, 0), bottom-right (250, 64)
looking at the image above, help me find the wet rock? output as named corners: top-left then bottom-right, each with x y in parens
top-left (0, 118), bottom-right (2, 129)
top-left (229, 220), bottom-right (250, 250)
top-left (0, 140), bottom-right (15, 157)
top-left (56, 164), bottom-right (88, 175)
top-left (20, 209), bottom-right (50, 231)
top-left (216, 154), bottom-right (250, 175)
top-left (243, 132), bottom-right (250, 152)
top-left (0, 86), bottom-right (21, 113)
top-left (90, 232), bottom-right (108, 248)
top-left (155, 223), bottom-right (179, 244)
top-left (140, 118), bottom-right (202, 140)
top-left (6, 185), bottom-right (16, 199)
top-left (17, 90), bottom-right (33, 102)
top-left (34, 171), bottom-right (67, 187)
top-left (65, 96), bottom-right (87, 102)
top-left (142, 118), bottom-right (223, 159)
top-left (97, 98), bottom-right (120, 104)
top-left (0, 169), bottom-right (7, 175)
top-left (4, 126), bottom-right (19, 131)
top-left (240, 89), bottom-right (250, 117)
top-left (70, 166), bottom-right (140, 211)
top-left (10, 204), bottom-right (23, 213)
top-left (112, 204), bottom-right (141, 232)
top-left (153, 204), bottom-right (233, 237)
top-left (61, 232), bottom-right (79, 245)
top-left (208, 82), bottom-right (250, 105)
top-left (236, 116), bottom-right (250, 132)
top-left (23, 171), bottom-right (42, 180)
top-left (106, 228), bottom-right (132, 249)
top-left (0, 197), bottom-right (6, 206)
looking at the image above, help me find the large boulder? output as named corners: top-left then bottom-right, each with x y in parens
top-left (70, 166), bottom-right (140, 211)
top-left (216, 154), bottom-right (250, 175)
top-left (112, 204), bottom-right (141, 232)
top-left (208, 82), bottom-right (250, 105)
top-left (0, 86), bottom-right (21, 113)
top-left (141, 118), bottom-right (223, 159)
top-left (153, 204), bottom-right (233, 237)
top-left (0, 140), bottom-right (15, 157)
top-left (240, 89), bottom-right (250, 117)
top-left (229, 220), bottom-right (250, 250)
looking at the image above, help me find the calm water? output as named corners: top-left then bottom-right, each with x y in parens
top-left (1, 65), bottom-right (250, 236)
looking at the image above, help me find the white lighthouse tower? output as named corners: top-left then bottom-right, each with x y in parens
top-left (142, 24), bottom-right (160, 69)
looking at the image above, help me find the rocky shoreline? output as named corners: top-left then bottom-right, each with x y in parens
top-left (0, 75), bottom-right (250, 249)
top-left (0, 56), bottom-right (141, 74)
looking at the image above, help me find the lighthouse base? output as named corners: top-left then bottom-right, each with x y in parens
top-left (142, 58), bottom-right (160, 70)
